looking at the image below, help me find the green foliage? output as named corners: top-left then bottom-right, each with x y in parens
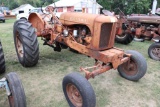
top-left (0, 0), bottom-right (158, 14)
top-left (0, 0), bottom-right (59, 9)
top-left (97, 0), bottom-right (153, 14)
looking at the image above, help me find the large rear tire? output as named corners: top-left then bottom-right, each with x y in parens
top-left (115, 33), bottom-right (134, 45)
top-left (0, 41), bottom-right (5, 74)
top-left (117, 50), bottom-right (147, 81)
top-left (63, 72), bottom-right (96, 107)
top-left (6, 72), bottom-right (26, 107)
top-left (148, 42), bottom-right (160, 61)
top-left (13, 19), bottom-right (39, 67)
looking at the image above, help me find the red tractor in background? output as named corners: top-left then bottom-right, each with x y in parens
top-left (126, 14), bottom-right (160, 61)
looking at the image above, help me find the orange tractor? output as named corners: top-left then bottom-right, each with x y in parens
top-left (13, 4), bottom-right (147, 107)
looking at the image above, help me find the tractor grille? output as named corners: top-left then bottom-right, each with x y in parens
top-left (99, 23), bottom-right (113, 48)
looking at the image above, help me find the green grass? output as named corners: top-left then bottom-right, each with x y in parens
top-left (0, 19), bottom-right (160, 107)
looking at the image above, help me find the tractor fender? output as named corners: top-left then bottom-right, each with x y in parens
top-left (28, 13), bottom-right (45, 36)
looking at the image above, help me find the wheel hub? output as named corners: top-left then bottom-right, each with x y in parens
top-left (122, 59), bottom-right (138, 76)
top-left (66, 83), bottom-right (83, 107)
top-left (152, 47), bottom-right (160, 58)
top-left (16, 32), bottom-right (24, 58)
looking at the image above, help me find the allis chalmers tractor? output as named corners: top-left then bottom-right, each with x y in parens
top-left (0, 40), bottom-right (26, 107)
top-left (13, 4), bottom-right (147, 107)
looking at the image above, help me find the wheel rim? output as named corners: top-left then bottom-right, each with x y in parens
top-left (8, 95), bottom-right (14, 107)
top-left (16, 32), bottom-right (24, 58)
top-left (151, 47), bottom-right (160, 59)
top-left (7, 81), bottom-right (14, 107)
top-left (121, 59), bottom-right (138, 76)
top-left (66, 83), bottom-right (83, 107)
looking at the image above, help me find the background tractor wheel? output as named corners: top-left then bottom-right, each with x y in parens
top-left (13, 19), bottom-right (39, 67)
top-left (62, 72), bottom-right (96, 107)
top-left (0, 41), bottom-right (5, 74)
top-left (6, 72), bottom-right (26, 107)
top-left (115, 33), bottom-right (134, 45)
top-left (148, 42), bottom-right (160, 61)
top-left (117, 50), bottom-right (147, 81)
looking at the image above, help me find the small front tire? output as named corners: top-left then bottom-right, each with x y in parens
top-left (63, 72), bottom-right (96, 107)
top-left (118, 50), bottom-right (147, 81)
top-left (6, 72), bottom-right (26, 107)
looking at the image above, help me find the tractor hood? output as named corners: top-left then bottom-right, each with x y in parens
top-left (127, 15), bottom-right (160, 24)
top-left (59, 12), bottom-right (117, 32)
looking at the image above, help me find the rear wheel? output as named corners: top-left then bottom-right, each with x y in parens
top-left (115, 33), bottom-right (134, 45)
top-left (148, 42), bottom-right (160, 61)
top-left (0, 41), bottom-right (5, 74)
top-left (118, 50), bottom-right (147, 81)
top-left (13, 19), bottom-right (39, 67)
top-left (6, 72), bottom-right (26, 107)
top-left (63, 72), bottom-right (96, 107)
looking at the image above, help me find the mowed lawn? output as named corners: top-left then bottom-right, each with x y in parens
top-left (0, 19), bottom-right (160, 107)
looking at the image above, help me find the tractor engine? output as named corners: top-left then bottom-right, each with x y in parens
top-left (70, 25), bottom-right (91, 45)
top-left (59, 12), bottom-right (117, 51)
top-left (127, 15), bottom-right (160, 39)
top-left (134, 23), bottom-right (160, 39)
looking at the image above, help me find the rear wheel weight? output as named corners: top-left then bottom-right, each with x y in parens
top-left (62, 72), bottom-right (96, 107)
top-left (13, 19), bottom-right (39, 67)
top-left (118, 50), bottom-right (147, 81)
top-left (6, 72), bottom-right (26, 107)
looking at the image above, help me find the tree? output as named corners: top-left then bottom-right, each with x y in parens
top-left (97, 0), bottom-right (152, 14)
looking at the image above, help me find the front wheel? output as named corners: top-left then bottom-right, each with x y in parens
top-left (118, 50), bottom-right (147, 81)
top-left (13, 19), bottom-right (39, 67)
top-left (6, 72), bottom-right (26, 107)
top-left (148, 42), bottom-right (160, 61)
top-left (62, 72), bottom-right (96, 107)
